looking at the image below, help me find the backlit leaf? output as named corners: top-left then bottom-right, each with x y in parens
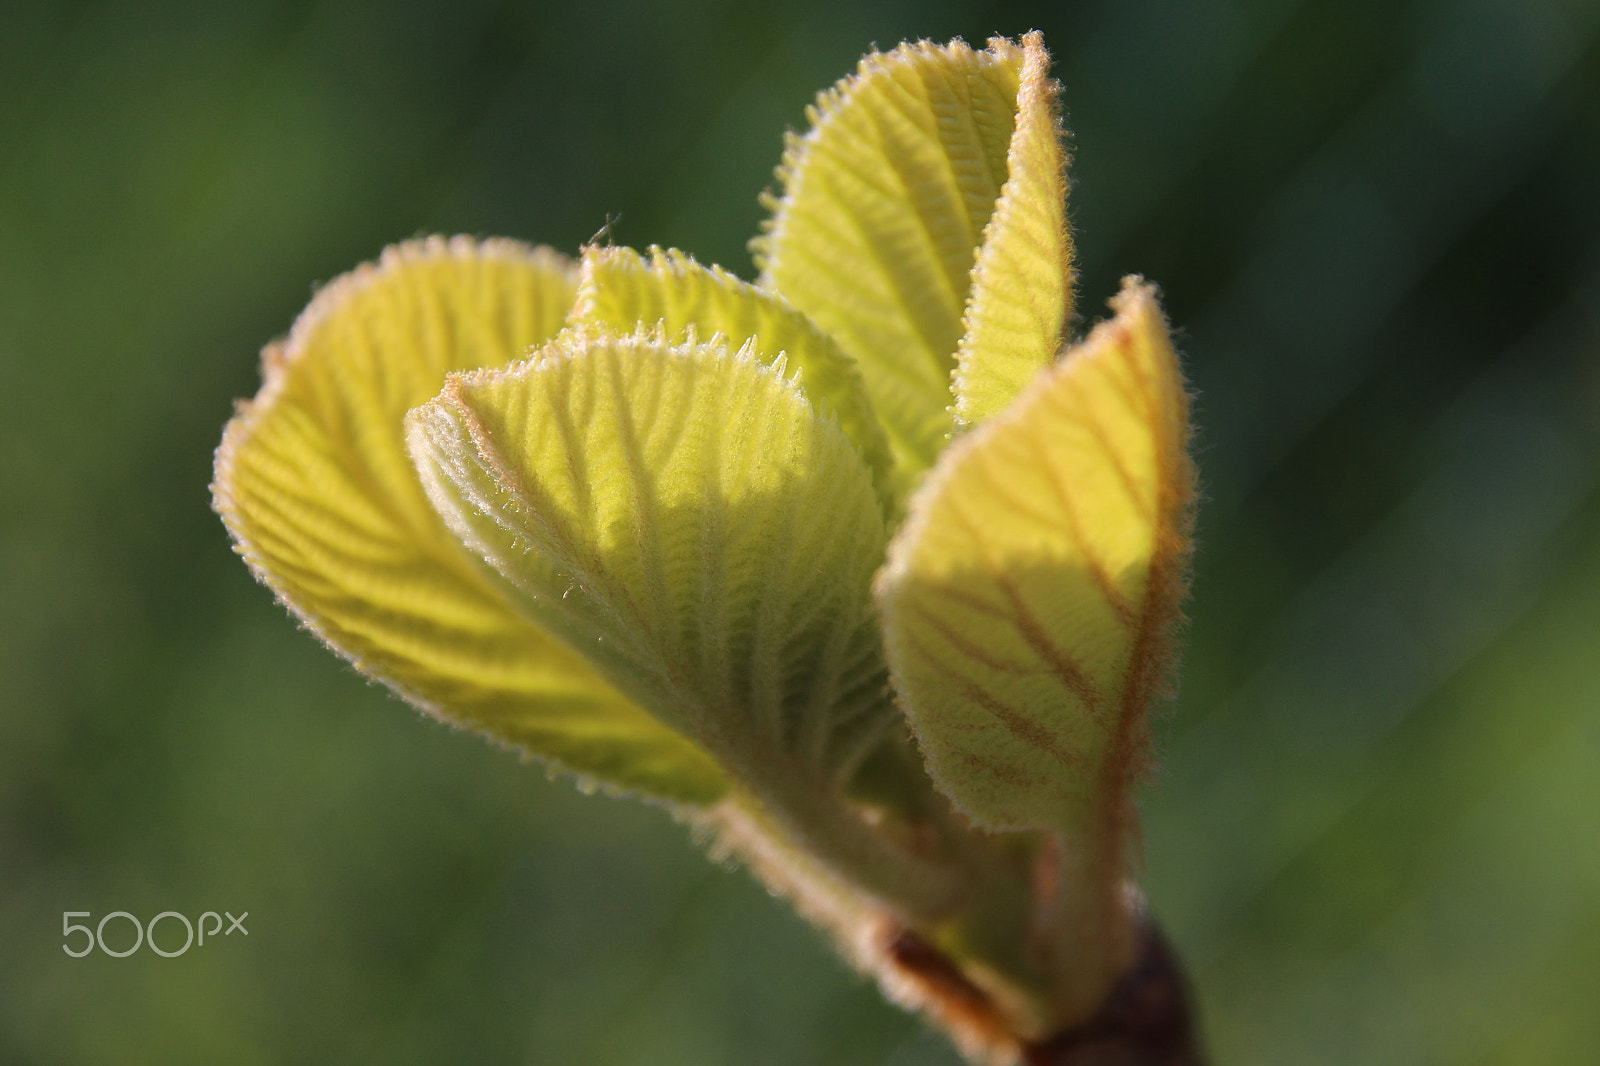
top-left (571, 245), bottom-right (893, 510)
top-left (212, 237), bottom-right (728, 804)
top-left (753, 36), bottom-right (1030, 489)
top-left (876, 278), bottom-right (1194, 1020)
top-left (950, 32), bottom-right (1072, 427)
top-left (406, 328), bottom-right (893, 797)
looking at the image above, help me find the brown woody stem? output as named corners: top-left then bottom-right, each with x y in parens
top-left (1021, 919), bottom-right (1204, 1066)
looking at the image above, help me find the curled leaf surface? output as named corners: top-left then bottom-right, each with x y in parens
top-left (951, 32), bottom-right (1072, 427)
top-left (572, 245), bottom-right (893, 510)
top-left (406, 329), bottom-right (893, 792)
top-left (876, 278), bottom-right (1194, 1019)
top-left (212, 237), bottom-right (728, 804)
top-left (755, 35), bottom-right (1038, 488)
top-left (879, 277), bottom-right (1191, 830)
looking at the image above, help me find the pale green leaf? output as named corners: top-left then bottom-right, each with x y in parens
top-left (406, 328), bottom-right (892, 795)
top-left (212, 236), bottom-right (728, 805)
top-left (875, 279), bottom-right (1193, 1021)
top-left (753, 36), bottom-right (1029, 489)
top-left (571, 245), bottom-right (893, 511)
top-left (951, 32), bottom-right (1073, 427)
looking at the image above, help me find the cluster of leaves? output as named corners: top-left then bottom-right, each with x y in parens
top-left (213, 32), bottom-right (1194, 1061)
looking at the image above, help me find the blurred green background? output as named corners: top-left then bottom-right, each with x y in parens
top-left (2, 0), bottom-right (1598, 1062)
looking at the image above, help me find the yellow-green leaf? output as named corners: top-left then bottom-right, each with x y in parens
top-left (212, 236), bottom-right (728, 805)
top-left (951, 32), bottom-right (1072, 427)
top-left (753, 36), bottom-right (1030, 489)
top-left (878, 276), bottom-right (1191, 829)
top-left (571, 245), bottom-right (893, 511)
top-left (875, 278), bottom-right (1193, 1020)
top-left (406, 328), bottom-right (892, 793)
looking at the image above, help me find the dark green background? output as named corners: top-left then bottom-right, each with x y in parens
top-left (3, 0), bottom-right (1598, 1062)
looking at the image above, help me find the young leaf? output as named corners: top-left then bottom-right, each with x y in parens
top-left (406, 328), bottom-right (893, 794)
top-left (875, 279), bottom-right (1194, 1019)
top-left (212, 237), bottom-right (728, 804)
top-left (950, 32), bottom-right (1072, 427)
top-left (571, 245), bottom-right (894, 510)
top-left (753, 36), bottom-right (1031, 487)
